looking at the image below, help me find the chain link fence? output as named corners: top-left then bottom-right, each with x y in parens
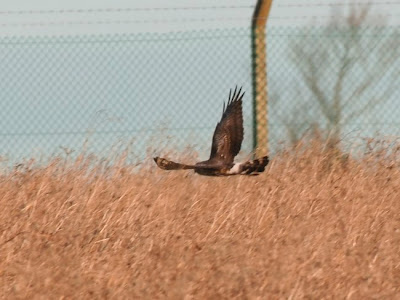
top-left (0, 25), bottom-right (400, 165)
top-left (268, 25), bottom-right (400, 153)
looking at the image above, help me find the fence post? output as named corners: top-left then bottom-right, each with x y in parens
top-left (251, 0), bottom-right (273, 157)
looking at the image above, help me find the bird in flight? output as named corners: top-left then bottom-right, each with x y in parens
top-left (154, 86), bottom-right (269, 176)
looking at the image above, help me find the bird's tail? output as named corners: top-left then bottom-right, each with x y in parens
top-left (153, 157), bottom-right (196, 170)
top-left (239, 155), bottom-right (269, 175)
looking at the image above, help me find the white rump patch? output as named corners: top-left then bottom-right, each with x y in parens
top-left (228, 162), bottom-right (243, 174)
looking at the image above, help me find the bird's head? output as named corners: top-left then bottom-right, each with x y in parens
top-left (153, 157), bottom-right (170, 170)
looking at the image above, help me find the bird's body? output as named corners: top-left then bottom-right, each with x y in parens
top-left (154, 86), bottom-right (269, 176)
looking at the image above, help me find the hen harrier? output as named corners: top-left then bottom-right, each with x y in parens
top-left (154, 86), bottom-right (269, 176)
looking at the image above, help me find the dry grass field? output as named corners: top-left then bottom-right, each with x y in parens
top-left (1, 140), bottom-right (400, 299)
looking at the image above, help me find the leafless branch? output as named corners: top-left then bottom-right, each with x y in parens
top-left (281, 3), bottom-right (400, 146)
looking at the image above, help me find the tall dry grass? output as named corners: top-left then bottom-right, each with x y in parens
top-left (1, 140), bottom-right (400, 299)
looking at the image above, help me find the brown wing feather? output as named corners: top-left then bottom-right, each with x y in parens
top-left (209, 86), bottom-right (244, 164)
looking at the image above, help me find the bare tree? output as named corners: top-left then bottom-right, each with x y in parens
top-left (282, 4), bottom-right (400, 149)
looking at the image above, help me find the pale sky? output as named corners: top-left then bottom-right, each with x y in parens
top-left (1, 0), bottom-right (399, 161)
top-left (1, 0), bottom-right (399, 36)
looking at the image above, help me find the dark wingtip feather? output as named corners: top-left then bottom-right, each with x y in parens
top-left (221, 85), bottom-right (245, 117)
top-left (237, 86), bottom-right (242, 100)
top-left (239, 91), bottom-right (245, 101)
top-left (231, 86), bottom-right (244, 103)
top-left (232, 86), bottom-right (237, 104)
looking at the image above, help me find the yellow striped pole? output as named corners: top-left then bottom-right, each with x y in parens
top-left (251, 0), bottom-right (273, 157)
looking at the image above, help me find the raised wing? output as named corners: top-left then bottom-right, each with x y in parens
top-left (209, 86), bottom-right (244, 164)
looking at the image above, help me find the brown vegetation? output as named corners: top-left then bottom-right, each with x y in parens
top-left (1, 140), bottom-right (400, 299)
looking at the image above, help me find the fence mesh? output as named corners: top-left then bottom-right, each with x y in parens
top-left (0, 25), bottom-right (400, 165)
